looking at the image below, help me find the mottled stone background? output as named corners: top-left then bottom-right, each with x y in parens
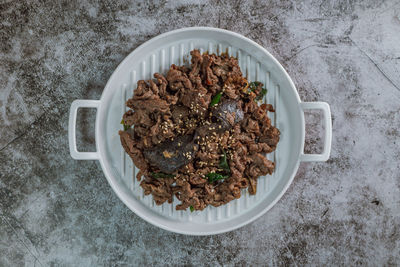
top-left (1, 0), bottom-right (399, 266)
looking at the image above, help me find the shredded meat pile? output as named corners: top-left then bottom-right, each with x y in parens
top-left (119, 50), bottom-right (280, 211)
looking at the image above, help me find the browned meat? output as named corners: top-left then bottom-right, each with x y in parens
top-left (120, 131), bottom-right (148, 171)
top-left (248, 153), bottom-right (275, 177)
top-left (133, 80), bottom-right (159, 100)
top-left (201, 54), bottom-right (219, 86)
top-left (224, 83), bottom-right (239, 100)
top-left (245, 118), bottom-right (260, 134)
top-left (123, 109), bottom-right (152, 127)
top-left (127, 98), bottom-right (170, 114)
top-left (154, 73), bottom-right (167, 97)
top-left (166, 65), bottom-right (192, 91)
top-left (189, 50), bottom-right (202, 77)
top-left (249, 142), bottom-right (273, 153)
top-left (171, 105), bottom-right (189, 123)
top-left (180, 87), bottom-right (210, 110)
top-left (248, 178), bottom-right (257, 195)
top-left (119, 49), bottom-right (280, 211)
top-left (260, 126), bottom-right (280, 149)
top-left (243, 100), bottom-right (258, 113)
top-left (195, 123), bottom-right (217, 138)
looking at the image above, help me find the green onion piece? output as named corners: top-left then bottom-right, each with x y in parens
top-left (151, 172), bottom-right (175, 179)
top-left (219, 150), bottom-right (230, 172)
top-left (249, 81), bottom-right (267, 100)
top-left (249, 81), bottom-right (260, 90)
top-left (206, 172), bottom-right (230, 183)
top-left (120, 119), bottom-right (130, 131)
top-left (255, 88), bottom-right (268, 101)
top-left (210, 92), bottom-right (223, 107)
top-left (189, 206), bottom-right (195, 212)
top-left (206, 150), bottom-right (231, 183)
top-left (248, 81), bottom-right (261, 93)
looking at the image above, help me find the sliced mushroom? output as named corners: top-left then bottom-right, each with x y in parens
top-left (212, 99), bottom-right (244, 128)
top-left (143, 134), bottom-right (198, 173)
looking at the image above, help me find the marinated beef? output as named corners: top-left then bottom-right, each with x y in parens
top-left (119, 49), bottom-right (280, 211)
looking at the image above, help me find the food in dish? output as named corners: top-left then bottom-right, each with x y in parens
top-left (119, 49), bottom-right (280, 211)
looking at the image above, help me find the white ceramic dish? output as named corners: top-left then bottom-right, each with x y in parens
top-left (68, 27), bottom-right (332, 235)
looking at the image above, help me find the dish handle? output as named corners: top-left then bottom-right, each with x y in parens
top-left (68, 99), bottom-right (100, 160)
top-left (299, 102), bottom-right (332, 162)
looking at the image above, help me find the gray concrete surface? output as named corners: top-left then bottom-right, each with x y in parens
top-left (1, 0), bottom-right (400, 266)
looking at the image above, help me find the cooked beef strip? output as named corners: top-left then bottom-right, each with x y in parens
top-left (166, 65), bottom-right (192, 91)
top-left (171, 105), bottom-right (190, 124)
